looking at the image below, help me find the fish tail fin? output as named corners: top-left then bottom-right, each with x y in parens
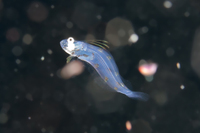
top-left (126, 91), bottom-right (149, 101)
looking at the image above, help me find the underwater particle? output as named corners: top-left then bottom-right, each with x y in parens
top-left (6, 28), bottom-right (20, 42)
top-left (27, 1), bottom-right (48, 22)
top-left (23, 34), bottom-right (32, 45)
top-left (41, 56), bottom-right (45, 61)
top-left (0, 113), bottom-right (8, 124)
top-left (66, 21), bottom-right (73, 29)
top-left (50, 73), bottom-right (54, 77)
top-left (139, 26), bottom-right (148, 34)
top-left (85, 34), bottom-right (95, 40)
top-left (138, 61), bottom-right (158, 76)
top-left (166, 47), bottom-right (174, 57)
top-left (153, 91), bottom-right (168, 105)
top-left (184, 12), bottom-right (190, 17)
top-left (96, 15), bottom-right (101, 20)
top-left (129, 33), bottom-right (139, 43)
top-left (176, 62), bottom-right (181, 69)
top-left (145, 75), bottom-right (154, 82)
top-left (51, 5), bottom-right (55, 9)
top-left (26, 93), bottom-right (33, 101)
top-left (90, 126), bottom-right (97, 133)
top-left (12, 46), bottom-right (23, 56)
top-left (61, 60), bottom-right (84, 79)
top-left (163, 1), bottom-right (172, 8)
top-left (105, 17), bottom-right (135, 47)
top-left (180, 85), bottom-right (185, 90)
top-left (41, 128), bottom-right (46, 132)
top-left (131, 119), bottom-right (152, 133)
top-left (28, 116), bottom-right (31, 120)
top-left (126, 121), bottom-right (132, 131)
top-left (16, 59), bottom-right (21, 64)
top-left (47, 49), bottom-right (53, 54)
top-left (14, 68), bottom-right (18, 72)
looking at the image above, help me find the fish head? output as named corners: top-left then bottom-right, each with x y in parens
top-left (60, 37), bottom-right (87, 55)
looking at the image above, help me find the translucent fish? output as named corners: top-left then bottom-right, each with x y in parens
top-left (60, 37), bottom-right (149, 101)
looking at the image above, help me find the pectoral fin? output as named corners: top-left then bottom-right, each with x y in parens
top-left (66, 56), bottom-right (75, 63)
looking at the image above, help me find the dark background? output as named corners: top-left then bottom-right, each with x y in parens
top-left (1, 0), bottom-right (200, 133)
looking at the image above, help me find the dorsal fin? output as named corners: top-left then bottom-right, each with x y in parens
top-left (87, 40), bottom-right (109, 50)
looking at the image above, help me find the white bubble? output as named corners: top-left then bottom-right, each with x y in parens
top-left (164, 1), bottom-right (172, 9)
top-left (180, 85), bottom-right (185, 90)
top-left (129, 34), bottom-right (139, 43)
top-left (66, 21), bottom-right (73, 29)
top-left (41, 56), bottom-right (45, 61)
top-left (12, 46), bottom-right (23, 56)
top-left (23, 34), bottom-right (32, 45)
top-left (176, 62), bottom-right (181, 69)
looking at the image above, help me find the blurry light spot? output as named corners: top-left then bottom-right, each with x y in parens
top-left (118, 29), bottom-right (126, 37)
top-left (27, 2), bottom-right (49, 22)
top-left (0, 113), bottom-right (8, 124)
top-left (15, 95), bottom-right (19, 99)
top-left (149, 19), bottom-right (157, 27)
top-left (86, 34), bottom-right (95, 40)
top-left (28, 116), bottom-right (31, 120)
top-left (12, 46), bottom-right (23, 56)
top-left (151, 115), bottom-right (156, 120)
top-left (26, 93), bottom-right (33, 101)
top-left (47, 49), bottom-right (53, 54)
top-left (180, 85), bottom-right (185, 90)
top-left (138, 61), bottom-right (158, 76)
top-left (129, 34), bottom-right (139, 43)
top-left (0, 0), bottom-right (3, 10)
top-left (176, 62), bottom-right (181, 69)
top-left (41, 128), bottom-right (46, 132)
top-left (51, 5), bottom-right (55, 9)
top-left (97, 15), bottom-right (101, 20)
top-left (139, 59), bottom-right (147, 66)
top-left (106, 34), bottom-right (120, 46)
top-left (41, 56), bottom-right (45, 61)
top-left (184, 12), bottom-right (190, 17)
top-left (163, 1), bottom-right (172, 8)
top-left (66, 21), bottom-right (73, 29)
top-left (90, 126), bottom-right (97, 133)
top-left (166, 47), bottom-right (174, 56)
top-left (139, 26), bottom-right (148, 34)
top-left (154, 91), bottom-right (168, 105)
top-left (6, 28), bottom-right (20, 42)
top-left (126, 121), bottom-right (132, 131)
top-left (61, 60), bottom-right (84, 79)
top-left (14, 68), bottom-right (18, 72)
top-left (16, 59), bottom-right (21, 64)
top-left (50, 73), bottom-right (54, 77)
top-left (145, 75), bottom-right (154, 82)
top-left (105, 17), bottom-right (135, 47)
top-left (23, 34), bottom-right (32, 45)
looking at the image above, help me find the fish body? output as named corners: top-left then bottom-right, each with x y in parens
top-left (60, 37), bottom-right (148, 101)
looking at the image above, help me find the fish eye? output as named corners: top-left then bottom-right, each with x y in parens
top-left (67, 37), bottom-right (74, 43)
